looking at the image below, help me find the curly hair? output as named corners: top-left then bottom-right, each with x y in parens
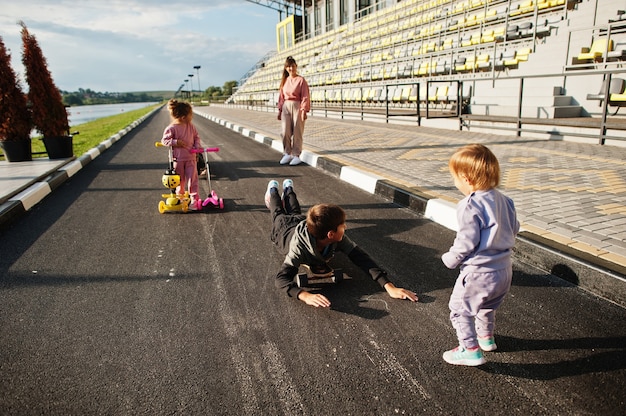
top-left (448, 143), bottom-right (500, 190)
top-left (167, 98), bottom-right (192, 121)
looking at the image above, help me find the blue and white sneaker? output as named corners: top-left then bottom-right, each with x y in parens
top-left (443, 346), bottom-right (486, 366)
top-left (478, 336), bottom-right (497, 352)
top-left (282, 178), bottom-right (294, 199)
top-left (265, 180), bottom-right (279, 208)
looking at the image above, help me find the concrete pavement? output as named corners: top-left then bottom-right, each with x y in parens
top-left (1, 103), bottom-right (625, 306)
top-left (194, 104), bottom-right (626, 307)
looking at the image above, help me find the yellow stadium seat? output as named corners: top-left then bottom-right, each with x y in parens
top-left (481, 30), bottom-right (495, 43)
top-left (454, 1), bottom-right (468, 13)
top-left (510, 1), bottom-right (534, 16)
top-left (485, 8), bottom-right (498, 21)
top-left (465, 14), bottom-right (478, 27)
top-left (384, 65), bottom-right (398, 79)
top-left (455, 57), bottom-right (467, 72)
top-left (416, 61), bottom-right (430, 76)
top-left (391, 87), bottom-right (403, 102)
top-left (429, 60), bottom-right (438, 74)
top-left (464, 56), bottom-right (477, 71)
top-left (610, 91), bottom-right (626, 103)
top-left (447, 18), bottom-right (463, 31)
top-left (504, 48), bottom-right (532, 66)
top-left (577, 38), bottom-right (614, 61)
top-left (428, 86), bottom-right (449, 104)
top-left (441, 38), bottom-right (454, 50)
top-left (515, 48), bottom-right (532, 62)
top-left (493, 26), bottom-right (506, 42)
top-left (476, 54), bottom-right (491, 71)
top-left (417, 41), bottom-right (436, 54)
top-left (396, 86), bottom-right (412, 103)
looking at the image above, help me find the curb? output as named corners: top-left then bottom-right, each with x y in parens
top-left (0, 105), bottom-right (163, 229)
top-left (195, 110), bottom-right (461, 231)
top-left (195, 109), bottom-right (626, 308)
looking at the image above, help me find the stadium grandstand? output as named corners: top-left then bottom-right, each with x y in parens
top-left (237, 0), bottom-right (626, 145)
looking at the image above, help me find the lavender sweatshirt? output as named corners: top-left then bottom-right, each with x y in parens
top-left (442, 189), bottom-right (520, 272)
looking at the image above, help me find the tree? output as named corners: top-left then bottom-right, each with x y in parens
top-left (206, 86), bottom-right (222, 97)
top-left (222, 81), bottom-right (237, 97)
top-left (20, 21), bottom-right (69, 138)
top-left (0, 35), bottom-right (31, 143)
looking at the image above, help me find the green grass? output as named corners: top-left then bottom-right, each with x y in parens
top-left (31, 103), bottom-right (163, 157)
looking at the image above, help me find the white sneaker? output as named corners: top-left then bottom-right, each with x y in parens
top-left (264, 180), bottom-right (279, 208)
top-left (289, 156), bottom-right (302, 165)
top-left (282, 179), bottom-right (293, 192)
top-left (279, 154), bottom-right (293, 165)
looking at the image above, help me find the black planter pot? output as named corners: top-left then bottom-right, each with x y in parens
top-left (0, 139), bottom-right (32, 162)
top-left (42, 135), bottom-right (73, 159)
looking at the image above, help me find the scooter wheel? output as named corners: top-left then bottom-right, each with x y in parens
top-left (158, 201), bottom-right (166, 214)
top-left (296, 273), bottom-right (308, 288)
top-left (332, 269), bottom-right (344, 283)
top-left (219, 198), bottom-right (224, 209)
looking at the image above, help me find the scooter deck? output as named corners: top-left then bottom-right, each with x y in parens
top-left (296, 267), bottom-right (344, 288)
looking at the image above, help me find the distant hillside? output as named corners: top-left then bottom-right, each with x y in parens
top-left (133, 91), bottom-right (176, 99)
top-left (62, 89), bottom-right (175, 106)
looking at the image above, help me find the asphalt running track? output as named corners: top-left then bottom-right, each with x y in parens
top-left (0, 107), bottom-right (624, 415)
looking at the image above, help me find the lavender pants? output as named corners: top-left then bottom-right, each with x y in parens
top-left (448, 267), bottom-right (512, 349)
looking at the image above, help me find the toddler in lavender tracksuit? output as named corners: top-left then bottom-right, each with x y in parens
top-left (442, 144), bottom-right (520, 366)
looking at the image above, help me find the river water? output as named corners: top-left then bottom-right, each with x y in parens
top-left (67, 102), bottom-right (159, 125)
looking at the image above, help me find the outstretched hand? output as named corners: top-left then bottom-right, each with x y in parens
top-left (384, 283), bottom-right (418, 302)
top-left (298, 291), bottom-right (331, 308)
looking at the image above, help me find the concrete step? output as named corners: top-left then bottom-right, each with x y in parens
top-left (472, 95), bottom-right (576, 107)
top-left (554, 96), bottom-right (575, 106)
top-left (553, 105), bottom-right (583, 118)
top-left (469, 104), bottom-right (583, 118)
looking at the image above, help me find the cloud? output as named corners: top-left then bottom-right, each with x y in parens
top-left (0, 0), bottom-right (278, 92)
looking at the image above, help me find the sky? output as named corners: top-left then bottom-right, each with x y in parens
top-left (0, 0), bottom-right (280, 93)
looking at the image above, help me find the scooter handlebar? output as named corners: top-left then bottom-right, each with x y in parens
top-left (155, 142), bottom-right (218, 153)
top-left (191, 147), bottom-right (220, 153)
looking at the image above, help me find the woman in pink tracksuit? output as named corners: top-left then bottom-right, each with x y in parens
top-left (161, 99), bottom-right (201, 210)
top-left (277, 56), bottom-right (310, 166)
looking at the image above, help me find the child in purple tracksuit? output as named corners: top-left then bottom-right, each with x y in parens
top-left (161, 99), bottom-right (201, 210)
top-left (442, 144), bottom-right (520, 366)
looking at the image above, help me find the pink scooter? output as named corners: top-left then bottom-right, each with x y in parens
top-left (191, 147), bottom-right (224, 210)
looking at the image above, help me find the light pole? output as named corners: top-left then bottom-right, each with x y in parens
top-left (184, 79), bottom-right (189, 99)
top-left (193, 65), bottom-right (201, 100)
top-left (187, 74), bottom-right (194, 100)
